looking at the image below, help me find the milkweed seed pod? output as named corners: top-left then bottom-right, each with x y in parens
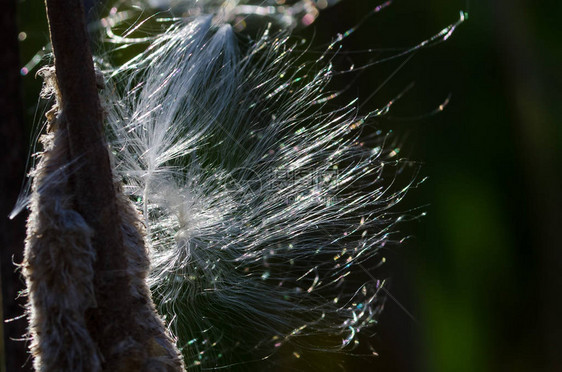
top-left (23, 66), bottom-right (185, 371)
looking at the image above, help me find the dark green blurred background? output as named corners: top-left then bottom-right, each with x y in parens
top-left (2, 0), bottom-right (561, 371)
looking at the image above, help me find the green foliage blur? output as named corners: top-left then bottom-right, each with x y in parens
top-left (12, 0), bottom-right (562, 371)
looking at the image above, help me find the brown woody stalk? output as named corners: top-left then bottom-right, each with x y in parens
top-left (43, 0), bottom-right (136, 367)
top-left (38, 0), bottom-right (184, 370)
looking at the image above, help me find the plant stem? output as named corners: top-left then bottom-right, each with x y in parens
top-left (43, 0), bottom-right (139, 369)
